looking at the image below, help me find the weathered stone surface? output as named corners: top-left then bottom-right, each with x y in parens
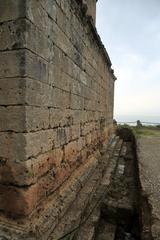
top-left (0, 148), bottom-right (64, 186)
top-left (0, 78), bottom-right (25, 105)
top-left (25, 50), bottom-right (49, 84)
top-left (0, 130), bottom-right (54, 162)
top-left (25, 106), bottom-right (50, 131)
top-left (0, 50), bottom-right (25, 78)
top-left (24, 78), bottom-right (53, 107)
top-left (0, 0), bottom-right (26, 22)
top-left (0, 105), bottom-right (50, 133)
top-left (70, 93), bottom-right (84, 110)
top-left (64, 140), bottom-right (79, 166)
top-left (0, 106), bottom-right (25, 132)
top-left (53, 87), bottom-right (70, 109)
top-left (0, 183), bottom-right (38, 217)
top-left (0, 0), bottom-right (115, 238)
top-left (86, 0), bottom-right (97, 24)
top-left (0, 19), bottom-right (26, 51)
top-left (70, 124), bottom-right (81, 140)
top-left (49, 108), bottom-right (73, 128)
top-left (24, 130), bottom-right (54, 159)
top-left (0, 132), bottom-right (25, 163)
top-left (54, 127), bottom-right (70, 147)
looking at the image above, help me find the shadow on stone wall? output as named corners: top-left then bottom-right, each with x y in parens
top-left (0, 159), bottom-right (29, 219)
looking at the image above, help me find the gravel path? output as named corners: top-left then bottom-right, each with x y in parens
top-left (137, 136), bottom-right (160, 239)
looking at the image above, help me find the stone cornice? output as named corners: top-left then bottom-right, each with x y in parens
top-left (75, 0), bottom-right (116, 80)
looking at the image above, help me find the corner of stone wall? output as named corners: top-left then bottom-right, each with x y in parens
top-left (0, 0), bottom-right (115, 238)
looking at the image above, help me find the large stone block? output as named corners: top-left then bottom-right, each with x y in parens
top-left (0, 106), bottom-right (25, 132)
top-left (25, 106), bottom-right (50, 132)
top-left (0, 183), bottom-right (38, 217)
top-left (32, 148), bottom-right (64, 179)
top-left (0, 132), bottom-right (25, 163)
top-left (26, 0), bottom-right (51, 35)
top-left (25, 1), bottom-right (71, 58)
top-left (72, 61), bottom-right (81, 81)
top-left (54, 70), bottom-right (71, 92)
top-left (24, 130), bottom-right (54, 160)
top-left (0, 18), bottom-right (54, 61)
top-left (33, 164), bottom-right (73, 203)
top-left (64, 140), bottom-right (80, 166)
top-left (56, 2), bottom-right (72, 38)
top-left (0, 130), bottom-right (55, 163)
top-left (49, 108), bottom-right (73, 128)
top-left (0, 19), bottom-right (26, 51)
top-left (0, 0), bottom-right (26, 22)
top-left (53, 87), bottom-right (70, 109)
top-left (54, 127), bottom-right (70, 147)
top-left (25, 19), bottom-right (53, 62)
top-left (51, 23), bottom-right (72, 58)
top-left (40, 0), bottom-right (57, 22)
top-left (81, 122), bottom-right (93, 136)
top-left (0, 50), bottom-right (49, 85)
top-left (24, 78), bottom-right (53, 107)
top-left (70, 78), bottom-right (82, 96)
top-left (70, 93), bottom-right (84, 110)
top-left (0, 78), bottom-right (25, 105)
top-left (0, 148), bottom-right (64, 186)
top-left (0, 50), bottom-right (25, 78)
top-left (0, 106), bottom-right (50, 132)
top-left (72, 110), bottom-right (85, 125)
top-left (0, 160), bottom-right (74, 217)
top-left (0, 159), bottom-right (33, 186)
top-left (25, 50), bottom-right (49, 84)
top-left (70, 124), bottom-right (81, 141)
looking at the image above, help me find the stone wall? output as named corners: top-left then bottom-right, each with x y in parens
top-left (86, 0), bottom-right (97, 24)
top-left (0, 0), bottom-right (116, 239)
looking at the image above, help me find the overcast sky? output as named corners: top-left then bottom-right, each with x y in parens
top-left (96, 0), bottom-right (160, 120)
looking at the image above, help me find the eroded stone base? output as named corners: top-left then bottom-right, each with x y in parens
top-left (0, 136), bottom-right (119, 240)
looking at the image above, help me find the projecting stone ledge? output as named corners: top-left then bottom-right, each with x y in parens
top-left (136, 136), bottom-right (160, 240)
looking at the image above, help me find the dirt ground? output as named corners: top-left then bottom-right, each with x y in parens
top-left (137, 135), bottom-right (160, 240)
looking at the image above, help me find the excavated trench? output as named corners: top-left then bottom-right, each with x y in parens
top-left (95, 128), bottom-right (152, 240)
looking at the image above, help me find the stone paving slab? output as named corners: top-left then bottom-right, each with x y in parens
top-left (137, 136), bottom-right (160, 239)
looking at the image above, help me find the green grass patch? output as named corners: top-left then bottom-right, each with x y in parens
top-left (117, 124), bottom-right (160, 137)
top-left (131, 126), bottom-right (160, 137)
